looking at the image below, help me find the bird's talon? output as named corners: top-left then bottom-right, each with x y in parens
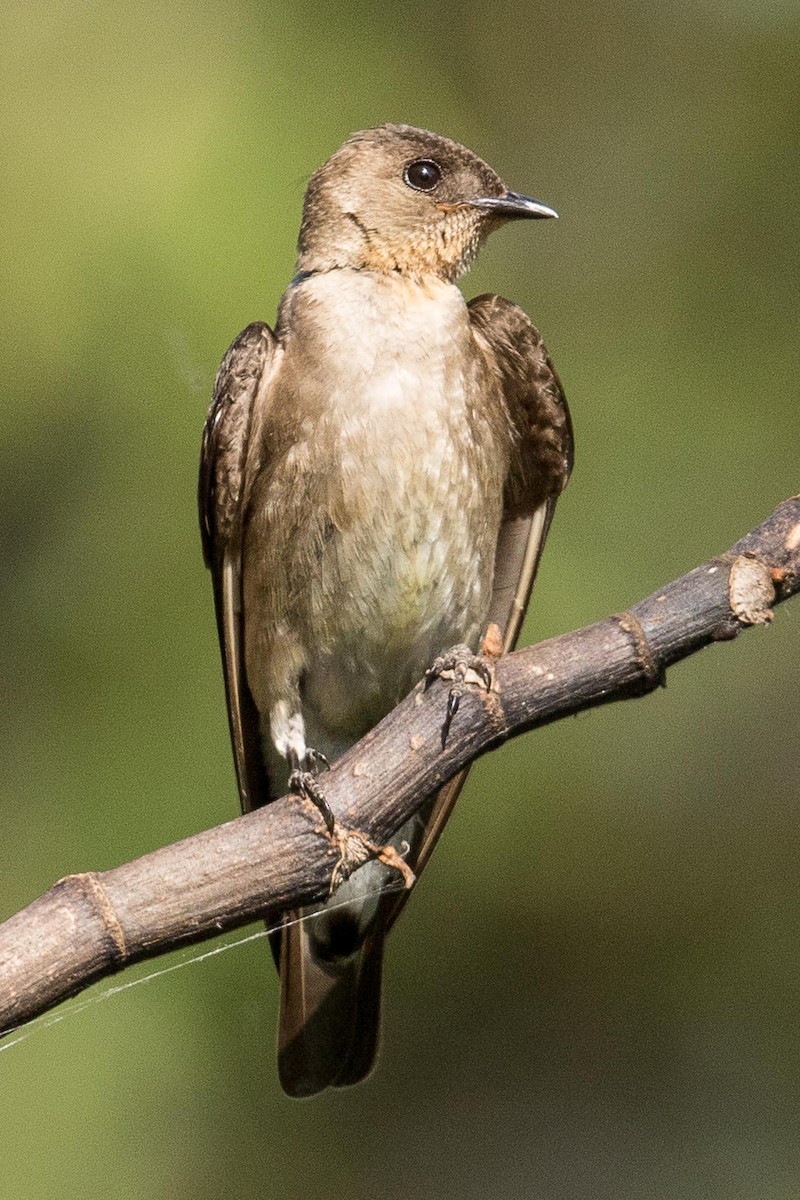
top-left (288, 757), bottom-right (336, 835)
top-left (305, 748), bottom-right (330, 775)
top-left (424, 657), bottom-right (447, 691)
top-left (477, 661), bottom-right (494, 689)
top-left (426, 643), bottom-right (496, 748)
top-left (441, 691), bottom-right (461, 748)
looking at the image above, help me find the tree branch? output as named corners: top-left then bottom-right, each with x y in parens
top-left (1, 497), bottom-right (798, 1037)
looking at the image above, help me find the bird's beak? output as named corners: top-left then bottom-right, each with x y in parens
top-left (469, 191), bottom-right (558, 220)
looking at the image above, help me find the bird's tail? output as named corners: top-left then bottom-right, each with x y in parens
top-left (277, 909), bottom-right (384, 1097)
top-left (275, 815), bottom-right (420, 1096)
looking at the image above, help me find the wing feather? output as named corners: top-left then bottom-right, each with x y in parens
top-left (199, 321), bottom-right (279, 814)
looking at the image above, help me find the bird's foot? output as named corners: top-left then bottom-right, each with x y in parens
top-left (329, 829), bottom-right (416, 894)
top-left (286, 748), bottom-right (415, 894)
top-left (288, 748), bottom-right (334, 834)
top-left (424, 626), bottom-right (502, 749)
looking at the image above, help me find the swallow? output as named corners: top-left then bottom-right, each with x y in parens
top-left (199, 124), bottom-right (573, 1096)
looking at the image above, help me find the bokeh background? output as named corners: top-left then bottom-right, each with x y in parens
top-left (2, 0), bottom-right (798, 1196)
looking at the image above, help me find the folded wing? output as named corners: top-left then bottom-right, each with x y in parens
top-left (199, 321), bottom-right (279, 815)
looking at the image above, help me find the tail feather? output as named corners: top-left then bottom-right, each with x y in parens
top-left (277, 914), bottom-right (384, 1097)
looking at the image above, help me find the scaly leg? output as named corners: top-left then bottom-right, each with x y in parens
top-left (287, 746), bottom-right (335, 834)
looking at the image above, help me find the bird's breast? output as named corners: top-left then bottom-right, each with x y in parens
top-left (254, 270), bottom-right (510, 739)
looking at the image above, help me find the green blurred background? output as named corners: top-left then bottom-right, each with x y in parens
top-left (2, 0), bottom-right (798, 1196)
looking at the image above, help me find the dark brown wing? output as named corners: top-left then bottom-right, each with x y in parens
top-left (385, 294), bottom-right (573, 927)
top-left (472, 293), bottom-right (573, 642)
top-left (199, 321), bottom-right (279, 814)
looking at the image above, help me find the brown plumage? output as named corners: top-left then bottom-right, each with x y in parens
top-left (199, 124), bottom-right (572, 1096)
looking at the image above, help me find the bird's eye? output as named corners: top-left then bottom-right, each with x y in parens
top-left (403, 159), bottom-right (442, 192)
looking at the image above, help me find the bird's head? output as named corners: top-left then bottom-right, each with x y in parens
top-left (296, 124), bottom-right (557, 282)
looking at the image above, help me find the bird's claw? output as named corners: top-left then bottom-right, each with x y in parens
top-left (424, 642), bottom-right (497, 749)
top-left (304, 747), bottom-right (329, 775)
top-left (441, 688), bottom-right (461, 748)
top-left (288, 748), bottom-right (335, 834)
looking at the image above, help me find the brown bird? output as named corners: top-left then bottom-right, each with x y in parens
top-left (199, 124), bottom-right (573, 1097)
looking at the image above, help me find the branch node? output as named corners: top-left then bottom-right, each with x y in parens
top-left (785, 520), bottom-right (800, 553)
top-left (62, 872), bottom-right (128, 966)
top-left (729, 554), bottom-right (775, 626)
top-left (468, 623), bottom-right (510, 737)
top-left (479, 675), bottom-right (509, 738)
top-left (614, 612), bottom-right (666, 690)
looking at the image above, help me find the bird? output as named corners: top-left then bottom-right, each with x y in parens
top-left (198, 123), bottom-right (573, 1097)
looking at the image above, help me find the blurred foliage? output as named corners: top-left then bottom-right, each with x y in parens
top-left (1, 0), bottom-right (798, 1196)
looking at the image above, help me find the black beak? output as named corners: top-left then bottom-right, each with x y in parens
top-left (470, 191), bottom-right (558, 220)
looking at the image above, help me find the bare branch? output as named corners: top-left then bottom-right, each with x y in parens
top-left (1, 496), bottom-right (798, 1037)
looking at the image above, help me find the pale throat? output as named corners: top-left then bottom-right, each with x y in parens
top-left (288, 267), bottom-right (473, 396)
top-left (288, 268), bottom-right (482, 490)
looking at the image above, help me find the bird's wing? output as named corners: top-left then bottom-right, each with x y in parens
top-left (199, 321), bottom-right (279, 814)
top-left (385, 294), bottom-right (573, 928)
top-left (472, 292), bottom-right (574, 642)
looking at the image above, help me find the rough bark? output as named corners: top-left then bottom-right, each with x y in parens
top-left (1, 496), bottom-right (798, 1037)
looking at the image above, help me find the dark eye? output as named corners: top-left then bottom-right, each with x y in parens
top-left (403, 159), bottom-right (442, 192)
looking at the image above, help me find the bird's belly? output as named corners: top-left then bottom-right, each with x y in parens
top-left (300, 459), bottom-right (498, 748)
